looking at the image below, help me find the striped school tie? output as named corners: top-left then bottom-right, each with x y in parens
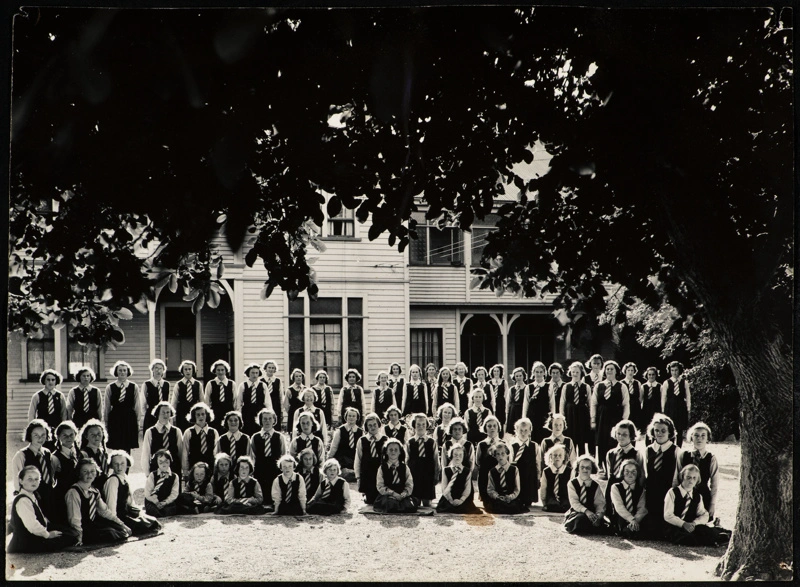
top-left (674, 382), bottom-right (681, 396)
top-left (442, 385), bottom-right (448, 401)
top-left (71, 449), bottom-right (79, 467)
top-left (88, 491), bottom-right (98, 520)
top-left (162, 428), bottom-right (170, 452)
top-left (223, 478), bottom-right (230, 496)
top-left (418, 438), bottom-right (426, 458)
top-left (625, 486), bottom-right (634, 514)
top-left (39, 453), bottom-right (50, 484)
top-left (238, 479), bottom-right (246, 498)
top-left (350, 387), bottom-right (356, 402)
top-left (604, 384), bottom-right (611, 401)
top-left (379, 389), bottom-right (385, 405)
top-left (515, 387), bottom-right (522, 403)
top-left (285, 479), bottom-right (293, 504)
top-left (579, 482), bottom-right (587, 506)
top-left (186, 382), bottom-right (192, 403)
top-left (153, 472), bottom-right (169, 496)
top-left (647, 385), bottom-right (654, 400)
top-left (680, 492), bottom-right (692, 520)
top-left (320, 388), bottom-right (326, 407)
top-left (219, 382), bottom-right (225, 403)
top-left (348, 430), bottom-right (355, 450)
top-left (200, 430), bottom-right (208, 455)
top-left (266, 380), bottom-right (273, 400)
top-left (532, 384), bottom-right (539, 399)
top-left (614, 455), bottom-right (625, 479)
top-left (322, 480), bottom-right (331, 499)
top-left (304, 473), bottom-right (312, 494)
top-left (250, 383), bottom-right (257, 405)
top-left (263, 434), bottom-right (272, 457)
top-left (498, 469), bottom-right (507, 492)
top-left (457, 380), bottom-right (465, 399)
top-left (391, 465), bottom-right (400, 486)
top-left (369, 436), bottom-right (377, 458)
top-left (574, 385), bottom-right (580, 405)
top-left (413, 384), bottom-right (419, 400)
top-left (514, 443), bottom-right (525, 464)
top-left (654, 447), bottom-right (663, 471)
top-left (476, 410), bottom-right (484, 429)
top-left (693, 451), bottom-right (702, 467)
top-left (229, 437), bottom-right (237, 461)
top-left (83, 389), bottom-right (90, 413)
top-left (119, 385), bottom-right (126, 403)
top-left (553, 473), bottom-right (561, 502)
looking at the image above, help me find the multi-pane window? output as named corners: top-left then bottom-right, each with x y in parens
top-left (470, 214), bottom-right (502, 266)
top-left (26, 326), bottom-right (55, 381)
top-left (409, 212), bottom-right (463, 266)
top-left (327, 207), bottom-right (355, 238)
top-left (410, 329), bottom-right (442, 370)
top-left (67, 333), bottom-right (100, 381)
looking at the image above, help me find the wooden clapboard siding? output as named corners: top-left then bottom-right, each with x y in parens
top-left (103, 311), bottom-right (151, 383)
top-left (240, 280), bottom-right (286, 377)
top-left (409, 309), bottom-right (459, 368)
top-left (363, 287), bottom-right (406, 384)
top-left (6, 332), bottom-right (34, 434)
top-left (409, 266), bottom-right (466, 304)
top-left (201, 304), bottom-right (231, 345)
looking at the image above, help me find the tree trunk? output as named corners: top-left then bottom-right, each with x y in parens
top-left (713, 324), bottom-right (793, 581)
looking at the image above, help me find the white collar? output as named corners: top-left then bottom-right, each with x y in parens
top-left (19, 488), bottom-right (39, 501)
top-left (495, 462), bottom-right (510, 472)
top-left (653, 440), bottom-right (673, 452)
top-left (387, 422), bottom-right (401, 430)
top-left (216, 377), bottom-right (228, 385)
top-left (228, 431), bottom-right (242, 440)
top-left (677, 486), bottom-right (693, 498)
top-left (193, 424), bottom-right (209, 434)
top-left (156, 422), bottom-right (172, 433)
top-left (549, 464), bottom-right (567, 475)
top-left (182, 378), bottom-right (194, 385)
top-left (578, 477), bottom-right (593, 487)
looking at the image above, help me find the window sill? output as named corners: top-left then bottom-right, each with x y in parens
top-left (321, 236), bottom-right (362, 242)
top-left (409, 263), bottom-right (465, 268)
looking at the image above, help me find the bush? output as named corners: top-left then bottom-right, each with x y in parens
top-left (686, 357), bottom-right (740, 440)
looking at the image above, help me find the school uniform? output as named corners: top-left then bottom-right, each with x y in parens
top-left (182, 424), bottom-right (218, 473)
top-left (307, 477), bottom-right (349, 515)
top-left (290, 433), bottom-right (325, 465)
top-left (510, 439), bottom-right (541, 507)
top-left (105, 381), bottom-right (141, 450)
top-left (144, 470), bottom-right (180, 517)
top-left (560, 382), bottom-right (594, 454)
top-left (66, 483), bottom-right (130, 544)
top-left (592, 381), bottom-right (628, 466)
top-left (171, 379), bottom-right (203, 433)
top-left (338, 385), bottom-right (366, 425)
top-left (239, 380), bottom-right (270, 436)
top-left (390, 377), bottom-right (406, 410)
top-left (249, 430), bottom-right (285, 506)
top-left (453, 377), bottom-right (473, 416)
top-left (142, 423), bottom-right (183, 476)
top-left (524, 381), bottom-right (553, 443)
top-left (374, 462), bottom-right (419, 513)
top-left (584, 371), bottom-right (603, 389)
top-left (550, 380), bottom-right (565, 414)
top-left (484, 463), bottom-right (527, 514)
top-left (641, 382), bottom-right (662, 436)
top-left (312, 384), bottom-right (334, 429)
top-left (67, 385), bottom-right (103, 430)
top-left (506, 384), bottom-right (526, 435)
top-left (215, 431), bottom-right (252, 463)
top-left (328, 424), bottom-right (362, 469)
top-left (441, 438), bottom-right (475, 478)
top-left (489, 379), bottom-right (507, 430)
top-left (540, 463), bottom-right (572, 512)
top-left (177, 476), bottom-right (215, 514)
top-left (293, 406), bottom-right (326, 441)
top-left (663, 378), bottom-right (690, 444)
top-left (435, 424), bottom-right (451, 452)
top-left (205, 378), bottom-right (235, 434)
top-left (564, 477), bottom-right (607, 534)
top-left (432, 382), bottom-right (456, 416)
top-left (624, 378), bottom-right (644, 433)
top-left (141, 379), bottom-right (170, 432)
top-left (28, 390), bottom-right (69, 441)
top-left (11, 446), bottom-right (56, 519)
top-left (354, 433), bottom-right (386, 504)
top-left (384, 422), bottom-right (410, 444)
top-left (104, 473), bottom-right (161, 534)
top-left (678, 449), bottom-right (719, 513)
top-left (645, 441), bottom-right (681, 528)
top-left (51, 446), bottom-right (81, 524)
top-left (609, 480), bottom-right (649, 539)
top-left (663, 486), bottom-right (727, 546)
top-left (372, 386), bottom-right (395, 421)
top-left (436, 465), bottom-right (480, 513)
top-left (604, 444), bottom-right (644, 516)
top-left (219, 477), bottom-right (266, 515)
top-left (262, 376), bottom-right (282, 426)
top-left (298, 467), bottom-right (322, 502)
top-left (8, 489), bottom-right (78, 553)
top-left (465, 407), bottom-right (492, 445)
top-left (284, 385), bottom-right (306, 433)
top-left (406, 435), bottom-right (437, 501)
top-left (210, 473), bottom-right (234, 506)
top-left (80, 446), bottom-right (110, 492)
top-left (476, 437), bottom-right (501, 502)
top-left (540, 435), bottom-right (577, 471)
top-left (272, 473), bottom-right (306, 515)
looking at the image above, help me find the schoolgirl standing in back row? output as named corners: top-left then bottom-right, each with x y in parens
top-left (523, 362), bottom-right (555, 444)
top-left (488, 364), bottom-right (507, 431)
top-left (433, 366), bottom-right (457, 416)
top-left (312, 370), bottom-right (334, 429)
top-left (261, 360), bottom-right (283, 428)
top-left (338, 369), bottom-right (366, 426)
top-left (622, 362), bottom-right (643, 435)
top-left (663, 361), bottom-right (691, 447)
top-left (238, 364), bottom-right (271, 437)
top-left (373, 372), bottom-right (396, 421)
top-left (401, 364), bottom-right (429, 417)
top-left (548, 363), bottom-right (566, 413)
top-left (27, 370), bottom-right (68, 449)
top-left (641, 367), bottom-right (662, 439)
top-left (561, 362), bottom-right (593, 456)
top-left (388, 363), bottom-right (406, 409)
top-left (592, 360), bottom-right (630, 473)
top-left (205, 360), bottom-right (235, 435)
top-left (472, 366), bottom-right (491, 409)
top-left (104, 361), bottom-right (142, 453)
top-left (67, 366), bottom-right (103, 430)
top-left (285, 368), bottom-right (306, 433)
top-left (585, 354), bottom-right (605, 388)
top-left (172, 360), bottom-right (202, 433)
top-left (425, 364), bottom-right (439, 407)
top-left (141, 360), bottom-right (169, 433)
top-left (452, 362), bottom-right (472, 417)
top-left (506, 367), bottom-right (527, 435)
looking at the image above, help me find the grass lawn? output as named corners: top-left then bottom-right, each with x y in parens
top-left (5, 435), bottom-right (740, 582)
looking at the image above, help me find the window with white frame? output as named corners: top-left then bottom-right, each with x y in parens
top-left (67, 330), bottom-right (101, 381)
top-left (26, 325), bottom-right (55, 381)
top-left (470, 213), bottom-right (502, 266)
top-left (409, 212), bottom-right (463, 266)
top-left (327, 206), bottom-right (356, 238)
top-left (410, 328), bottom-right (442, 370)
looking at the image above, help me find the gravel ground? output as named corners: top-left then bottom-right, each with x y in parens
top-left (6, 437), bottom-right (740, 582)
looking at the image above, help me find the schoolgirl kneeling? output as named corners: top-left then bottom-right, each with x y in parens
top-left (104, 450), bottom-right (161, 534)
top-left (564, 455), bottom-right (607, 535)
top-left (66, 458), bottom-right (132, 545)
top-left (483, 443), bottom-right (528, 514)
top-left (307, 458), bottom-right (351, 515)
top-left (177, 462), bottom-right (215, 514)
top-left (436, 444), bottom-right (480, 514)
top-left (218, 456), bottom-right (266, 515)
top-left (539, 444), bottom-right (572, 513)
top-left (144, 449), bottom-right (180, 518)
top-left (272, 455), bottom-right (307, 515)
top-left (373, 438), bottom-right (419, 513)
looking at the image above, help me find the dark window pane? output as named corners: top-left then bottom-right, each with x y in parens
top-left (288, 298), bottom-right (304, 316)
top-left (471, 227), bottom-right (492, 266)
top-left (67, 339), bottom-right (100, 380)
top-left (410, 329), bottom-right (442, 369)
top-left (27, 337), bottom-right (55, 379)
top-left (289, 318), bottom-right (305, 374)
top-left (409, 226), bottom-right (428, 266)
top-left (348, 318), bottom-right (363, 376)
top-left (165, 307), bottom-right (195, 337)
top-left (310, 319), bottom-right (342, 387)
top-left (429, 227), bottom-right (462, 265)
top-left (347, 298), bottom-right (362, 316)
top-left (309, 298), bottom-right (342, 315)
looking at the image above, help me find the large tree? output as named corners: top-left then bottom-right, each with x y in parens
top-left (8, 7), bottom-right (793, 580)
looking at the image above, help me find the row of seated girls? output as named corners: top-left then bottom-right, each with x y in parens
top-left (9, 388), bottom-right (728, 552)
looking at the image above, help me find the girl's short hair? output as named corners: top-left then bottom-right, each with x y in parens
top-left (234, 456), bottom-right (255, 476)
top-left (210, 359), bottom-right (231, 376)
top-left (188, 402), bottom-right (215, 423)
top-left (108, 449), bottom-right (134, 468)
top-left (489, 442), bottom-right (510, 458)
top-left (153, 448), bottom-right (173, 464)
top-left (375, 371), bottom-right (389, 385)
top-left (436, 402), bottom-right (456, 420)
top-left (585, 354), bottom-right (604, 369)
top-left (544, 443), bottom-right (567, 464)
top-left (188, 462), bottom-right (211, 482)
top-left (544, 412), bottom-right (567, 431)
top-left (289, 367), bottom-right (306, 385)
top-left (469, 387), bottom-right (486, 399)
top-left (76, 457), bottom-right (100, 475)
top-left (300, 387), bottom-right (319, 402)
top-left (511, 366), bottom-right (528, 382)
top-left (39, 368), bottom-right (63, 385)
top-left (381, 438), bottom-right (406, 462)
top-left (55, 420), bottom-right (80, 444)
top-left (322, 458), bottom-right (341, 475)
top-left (223, 410), bottom-right (243, 429)
top-left (489, 363), bottom-right (505, 378)
top-left (410, 413), bottom-right (429, 428)
top-left (178, 360), bottom-right (197, 377)
top-left (611, 419), bottom-right (639, 439)
top-left (620, 458), bottom-right (645, 485)
top-left (407, 364), bottom-right (423, 379)
top-left (152, 400), bottom-right (175, 419)
top-left (257, 408), bottom-right (279, 427)
top-left (109, 361), bottom-right (133, 378)
top-left (644, 366), bottom-right (660, 378)
top-left (74, 366), bottom-right (97, 382)
top-left (388, 362), bottom-right (403, 375)
top-left (514, 417), bottom-right (532, 433)
top-left (362, 413), bottom-right (382, 431)
top-left (244, 363), bottom-right (263, 377)
top-left (447, 442), bottom-right (465, 461)
top-left (481, 414), bottom-right (502, 434)
top-left (603, 360), bottom-right (621, 376)
top-left (437, 366), bottom-right (453, 386)
top-left (424, 363), bottom-right (438, 375)
top-left (344, 368), bottom-right (362, 383)
top-left (341, 407), bottom-right (360, 421)
top-left (568, 361), bottom-right (586, 377)
top-left (214, 452), bottom-right (233, 469)
top-left (148, 359), bottom-right (167, 373)
top-left (453, 362), bottom-right (469, 375)
top-left (622, 362), bottom-right (638, 375)
top-left (446, 417), bottom-right (467, 435)
top-left (277, 454), bottom-right (297, 468)
top-left (678, 463), bottom-right (701, 482)
top-left (19, 465), bottom-right (42, 482)
top-left (297, 447), bottom-right (318, 466)
top-left (384, 405), bottom-right (402, 419)
top-left (298, 411), bottom-right (321, 428)
top-left (472, 366), bottom-right (488, 379)
top-left (529, 361), bottom-right (548, 378)
top-left (79, 419), bottom-right (108, 447)
top-left (647, 413), bottom-right (677, 440)
top-left (314, 369), bottom-right (329, 383)
top-left (667, 360), bottom-right (685, 374)
top-left (687, 421), bottom-right (713, 442)
top-left (548, 362), bottom-right (564, 376)
top-left (262, 360), bottom-right (278, 373)
top-left (24, 419), bottom-right (52, 442)
top-left (575, 454), bottom-right (599, 474)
